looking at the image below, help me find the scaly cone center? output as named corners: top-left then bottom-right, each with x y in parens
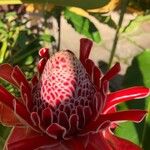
top-left (32, 50), bottom-right (95, 116)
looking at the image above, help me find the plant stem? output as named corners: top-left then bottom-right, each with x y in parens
top-left (57, 12), bottom-right (61, 51)
top-left (52, 7), bottom-right (63, 52)
top-left (108, 0), bottom-right (129, 68)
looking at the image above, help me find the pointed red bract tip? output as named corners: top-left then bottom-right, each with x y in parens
top-left (104, 86), bottom-right (150, 113)
top-left (102, 62), bottom-right (121, 82)
top-left (79, 38), bottom-right (93, 65)
top-left (39, 48), bottom-right (49, 60)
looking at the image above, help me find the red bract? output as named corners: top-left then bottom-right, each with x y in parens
top-left (0, 38), bottom-right (149, 150)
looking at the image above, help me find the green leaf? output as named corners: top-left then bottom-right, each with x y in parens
top-left (0, 20), bottom-right (6, 29)
top-left (64, 9), bottom-right (101, 43)
top-left (121, 15), bottom-right (150, 34)
top-left (17, 31), bottom-right (28, 49)
top-left (115, 49), bottom-right (150, 149)
top-left (24, 56), bottom-right (34, 65)
top-left (115, 122), bottom-right (141, 144)
top-left (11, 39), bottom-right (40, 65)
top-left (39, 34), bottom-right (55, 43)
top-left (90, 13), bottom-right (117, 29)
top-left (0, 0), bottom-right (110, 9)
top-left (0, 41), bottom-right (7, 63)
top-left (0, 125), bottom-right (11, 150)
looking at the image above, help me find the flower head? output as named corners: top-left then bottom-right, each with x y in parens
top-left (0, 38), bottom-right (149, 150)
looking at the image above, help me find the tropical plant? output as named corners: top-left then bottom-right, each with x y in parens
top-left (0, 0), bottom-right (150, 149)
top-left (0, 38), bottom-right (149, 149)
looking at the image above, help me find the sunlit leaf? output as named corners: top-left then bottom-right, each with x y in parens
top-left (26, 3), bottom-right (55, 12)
top-left (39, 34), bottom-right (55, 43)
top-left (0, 0), bottom-right (110, 9)
top-left (68, 7), bottom-right (89, 18)
top-left (0, 41), bottom-right (7, 63)
top-left (121, 15), bottom-right (150, 33)
top-left (88, 0), bottom-right (120, 13)
top-left (64, 9), bottom-right (101, 43)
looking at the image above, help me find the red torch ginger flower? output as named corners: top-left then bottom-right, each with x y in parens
top-left (0, 38), bottom-right (149, 150)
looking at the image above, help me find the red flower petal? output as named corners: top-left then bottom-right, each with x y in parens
top-left (6, 127), bottom-right (86, 150)
top-left (11, 66), bottom-right (33, 110)
top-left (11, 66), bottom-right (31, 90)
top-left (102, 63), bottom-right (120, 82)
top-left (85, 59), bottom-right (95, 79)
top-left (105, 129), bottom-right (141, 150)
top-left (0, 102), bottom-right (22, 126)
top-left (104, 86), bottom-right (150, 113)
top-left (0, 85), bottom-right (36, 130)
top-left (31, 75), bottom-right (39, 87)
top-left (86, 132), bottom-right (111, 150)
top-left (46, 123), bottom-right (66, 139)
top-left (79, 38), bottom-right (93, 65)
top-left (81, 110), bottom-right (147, 134)
top-left (5, 127), bottom-right (58, 150)
top-left (93, 66), bottom-right (102, 89)
top-left (37, 58), bottom-right (47, 74)
top-left (0, 64), bottom-right (18, 87)
top-left (0, 64), bottom-right (33, 109)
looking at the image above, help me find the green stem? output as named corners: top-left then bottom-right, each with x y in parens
top-left (53, 7), bottom-right (63, 52)
top-left (108, 0), bottom-right (129, 68)
top-left (57, 11), bottom-right (61, 52)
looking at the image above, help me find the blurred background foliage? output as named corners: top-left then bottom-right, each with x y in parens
top-left (0, 0), bottom-right (150, 149)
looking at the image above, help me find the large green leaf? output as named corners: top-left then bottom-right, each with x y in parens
top-left (64, 9), bottom-right (101, 43)
top-left (0, 0), bottom-right (110, 9)
top-left (115, 50), bottom-right (150, 149)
